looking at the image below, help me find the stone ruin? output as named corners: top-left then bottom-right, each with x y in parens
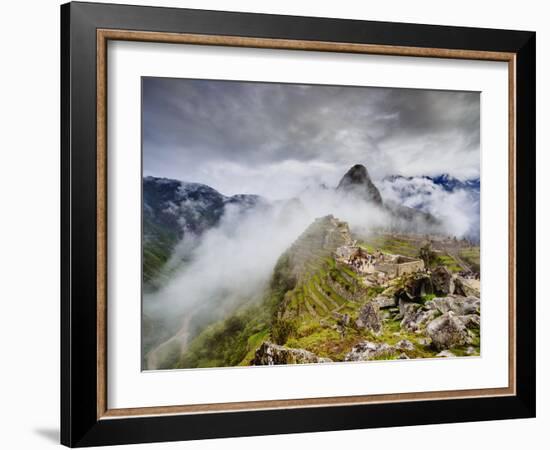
top-left (334, 244), bottom-right (424, 279)
top-left (375, 254), bottom-right (425, 278)
top-left (335, 244), bottom-right (376, 274)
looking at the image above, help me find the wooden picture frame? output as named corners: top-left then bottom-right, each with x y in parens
top-left (61, 1), bottom-right (535, 447)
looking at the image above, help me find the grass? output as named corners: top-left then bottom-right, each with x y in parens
top-left (338, 263), bottom-right (362, 281)
top-left (239, 329), bottom-right (270, 366)
top-left (437, 255), bottom-right (462, 272)
top-left (359, 236), bottom-right (419, 258)
top-left (418, 293), bottom-right (437, 305)
top-left (310, 274), bottom-right (348, 306)
top-left (367, 285), bottom-right (385, 299)
top-left (358, 243), bottom-right (376, 253)
top-left (286, 327), bottom-right (341, 358)
top-left (459, 247), bottom-right (481, 272)
top-left (142, 217), bottom-right (179, 286)
top-left (177, 256), bottom-right (297, 368)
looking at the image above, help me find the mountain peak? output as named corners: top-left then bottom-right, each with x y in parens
top-left (336, 164), bottom-right (383, 205)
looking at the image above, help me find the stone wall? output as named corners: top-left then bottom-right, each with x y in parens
top-left (375, 259), bottom-right (424, 278)
top-left (395, 260), bottom-right (425, 276)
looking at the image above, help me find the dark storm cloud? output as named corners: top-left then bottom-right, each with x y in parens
top-left (142, 77), bottom-right (479, 198)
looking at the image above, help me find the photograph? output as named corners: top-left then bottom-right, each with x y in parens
top-left (141, 78), bottom-right (482, 370)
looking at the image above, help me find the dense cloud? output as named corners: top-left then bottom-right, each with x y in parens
top-left (143, 78), bottom-right (480, 199)
top-left (145, 185), bottom-right (409, 327)
top-left (378, 177), bottom-right (480, 241)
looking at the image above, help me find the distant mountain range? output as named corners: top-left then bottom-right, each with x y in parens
top-left (143, 166), bottom-right (477, 288)
top-left (384, 174), bottom-right (480, 193)
top-left (143, 166), bottom-right (482, 370)
top-left (143, 176), bottom-right (262, 287)
top-left (430, 174), bottom-right (480, 192)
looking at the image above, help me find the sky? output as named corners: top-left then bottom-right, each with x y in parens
top-left (142, 77), bottom-right (480, 200)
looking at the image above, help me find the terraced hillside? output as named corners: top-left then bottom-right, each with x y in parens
top-left (172, 215), bottom-right (481, 369)
top-left (176, 215), bottom-right (358, 368)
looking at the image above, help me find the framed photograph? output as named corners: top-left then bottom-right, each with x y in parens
top-left (61, 2), bottom-right (536, 447)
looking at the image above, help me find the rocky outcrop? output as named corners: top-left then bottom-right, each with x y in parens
top-left (458, 314), bottom-right (480, 330)
top-left (395, 339), bottom-right (415, 351)
top-left (344, 341), bottom-right (396, 361)
top-left (251, 342), bottom-right (332, 365)
top-left (454, 277), bottom-right (480, 298)
top-left (396, 273), bottom-right (434, 301)
top-left (374, 295), bottom-right (396, 308)
top-left (398, 301), bottom-right (419, 324)
top-left (426, 311), bottom-right (470, 351)
top-left (426, 296), bottom-right (480, 316)
top-left (431, 266), bottom-right (455, 295)
top-left (399, 301), bottom-right (439, 332)
top-left (356, 302), bottom-right (382, 333)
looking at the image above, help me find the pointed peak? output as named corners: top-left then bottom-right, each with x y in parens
top-left (336, 164), bottom-right (383, 205)
top-left (344, 164), bottom-right (370, 180)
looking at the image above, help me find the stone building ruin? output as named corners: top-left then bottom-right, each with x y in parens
top-left (335, 244), bottom-right (424, 278)
top-left (374, 255), bottom-right (425, 277)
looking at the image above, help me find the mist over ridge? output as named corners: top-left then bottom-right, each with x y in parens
top-left (143, 163), bottom-right (480, 366)
top-left (142, 78), bottom-right (481, 369)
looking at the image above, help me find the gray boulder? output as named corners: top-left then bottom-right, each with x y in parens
top-left (397, 298), bottom-right (415, 319)
top-left (459, 314), bottom-right (480, 330)
top-left (395, 339), bottom-right (415, 351)
top-left (251, 342), bottom-right (332, 365)
top-left (454, 277), bottom-right (481, 298)
top-left (356, 302), bottom-right (382, 334)
top-left (399, 302), bottom-right (421, 331)
top-left (426, 311), bottom-right (470, 351)
top-left (431, 266), bottom-right (455, 295)
top-left (426, 296), bottom-right (480, 316)
top-left (374, 295), bottom-right (396, 309)
top-left (344, 341), bottom-right (396, 361)
top-left (400, 301), bottom-right (439, 332)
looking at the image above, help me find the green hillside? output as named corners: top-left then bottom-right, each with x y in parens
top-left (173, 216), bottom-right (481, 369)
